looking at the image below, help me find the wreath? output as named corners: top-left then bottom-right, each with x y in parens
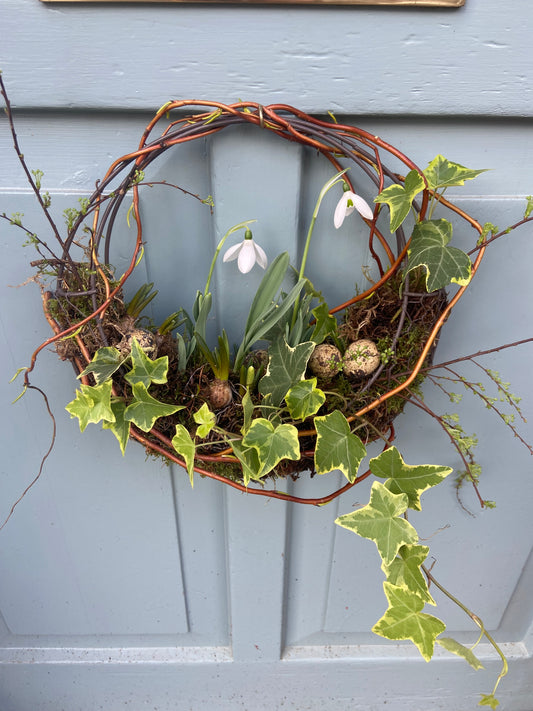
top-left (2, 76), bottom-right (532, 707)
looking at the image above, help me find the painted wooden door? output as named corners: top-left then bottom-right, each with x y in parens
top-left (1, 1), bottom-right (533, 709)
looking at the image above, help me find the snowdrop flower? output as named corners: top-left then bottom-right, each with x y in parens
top-left (334, 187), bottom-right (374, 229)
top-left (223, 229), bottom-right (268, 274)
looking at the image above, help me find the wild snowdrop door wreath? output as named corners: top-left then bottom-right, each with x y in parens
top-left (3, 76), bottom-right (532, 708)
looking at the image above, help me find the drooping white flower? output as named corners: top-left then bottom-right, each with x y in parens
top-left (222, 229), bottom-right (268, 274)
top-left (334, 189), bottom-right (374, 229)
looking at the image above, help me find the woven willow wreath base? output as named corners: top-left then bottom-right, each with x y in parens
top-left (36, 100), bottom-right (483, 503)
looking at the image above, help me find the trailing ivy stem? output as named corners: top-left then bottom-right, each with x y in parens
top-left (422, 564), bottom-right (508, 694)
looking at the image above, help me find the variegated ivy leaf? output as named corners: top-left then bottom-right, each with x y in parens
top-left (172, 424), bottom-right (196, 486)
top-left (124, 338), bottom-right (169, 389)
top-left (374, 169), bottom-right (425, 233)
top-left (372, 581), bottom-right (446, 661)
top-left (124, 382), bottom-right (184, 432)
top-left (310, 302), bottom-right (338, 345)
top-left (436, 637), bottom-right (484, 671)
top-left (66, 380), bottom-right (115, 432)
top-left (78, 346), bottom-right (124, 385)
top-left (370, 446), bottom-right (452, 511)
top-left (193, 402), bottom-right (216, 438)
top-left (335, 481), bottom-right (417, 566)
top-left (314, 410), bottom-right (366, 482)
top-left (231, 439), bottom-right (262, 486)
top-left (382, 544), bottom-right (435, 605)
top-left (285, 378), bottom-right (326, 420)
top-left (406, 219), bottom-right (472, 292)
top-left (424, 155), bottom-right (487, 191)
top-left (242, 418), bottom-right (300, 479)
top-left (478, 694), bottom-right (500, 709)
top-left (102, 399), bottom-right (130, 455)
top-left (258, 337), bottom-right (315, 407)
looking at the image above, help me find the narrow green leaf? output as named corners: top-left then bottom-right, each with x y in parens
top-left (78, 346), bottom-right (124, 385)
top-left (124, 382), bottom-right (184, 432)
top-left (374, 170), bottom-right (425, 232)
top-left (241, 388), bottom-right (254, 435)
top-left (370, 446), bottom-right (452, 511)
top-left (66, 381), bottom-right (115, 432)
top-left (124, 338), bottom-right (169, 388)
top-left (258, 337), bottom-right (315, 407)
top-left (172, 424), bottom-right (196, 486)
top-left (193, 402), bottom-right (216, 438)
top-left (285, 378), bottom-right (326, 420)
top-left (314, 410), bottom-right (366, 482)
top-left (335, 481), bottom-right (417, 565)
top-left (424, 155), bottom-right (487, 190)
top-left (245, 252), bottom-right (290, 333)
top-left (242, 418), bottom-right (300, 479)
top-left (437, 637), bottom-right (484, 671)
top-left (102, 400), bottom-right (131, 455)
top-left (372, 582), bottom-right (446, 661)
top-left (406, 219), bottom-right (472, 292)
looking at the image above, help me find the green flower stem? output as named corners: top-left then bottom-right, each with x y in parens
top-left (203, 219), bottom-right (257, 294)
top-left (291, 169), bottom-right (348, 328)
top-left (422, 564), bottom-right (508, 698)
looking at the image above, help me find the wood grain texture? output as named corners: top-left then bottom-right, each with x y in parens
top-left (40, 0), bottom-right (466, 6)
top-left (1, 0), bottom-right (530, 115)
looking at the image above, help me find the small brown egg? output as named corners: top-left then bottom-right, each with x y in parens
top-left (117, 328), bottom-right (158, 359)
top-left (342, 339), bottom-right (381, 379)
top-left (308, 344), bottom-right (343, 380)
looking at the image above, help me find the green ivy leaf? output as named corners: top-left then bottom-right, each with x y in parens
top-left (478, 694), bottom-right (500, 709)
top-left (436, 637), bottom-right (484, 671)
top-left (66, 381), bottom-right (115, 432)
top-left (102, 399), bottom-right (131, 455)
top-left (314, 410), bottom-right (366, 482)
top-left (78, 347), bottom-right (124, 385)
top-left (310, 302), bottom-right (338, 345)
top-left (231, 439), bottom-right (262, 486)
top-left (382, 544), bottom-right (435, 605)
top-left (193, 402), bottom-right (216, 438)
top-left (335, 481), bottom-right (417, 565)
top-left (406, 219), bottom-right (472, 292)
top-left (124, 338), bottom-right (169, 389)
top-left (242, 418), bottom-right (300, 479)
top-left (285, 378), bottom-right (326, 420)
top-left (124, 382), bottom-right (184, 432)
top-left (172, 424), bottom-right (196, 486)
top-left (370, 446), bottom-right (452, 511)
top-left (372, 582), bottom-right (446, 661)
top-left (424, 155), bottom-right (487, 190)
top-left (374, 170), bottom-right (425, 232)
top-left (258, 337), bottom-right (315, 407)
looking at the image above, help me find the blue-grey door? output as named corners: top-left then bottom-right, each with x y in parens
top-left (1, 1), bottom-right (533, 709)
